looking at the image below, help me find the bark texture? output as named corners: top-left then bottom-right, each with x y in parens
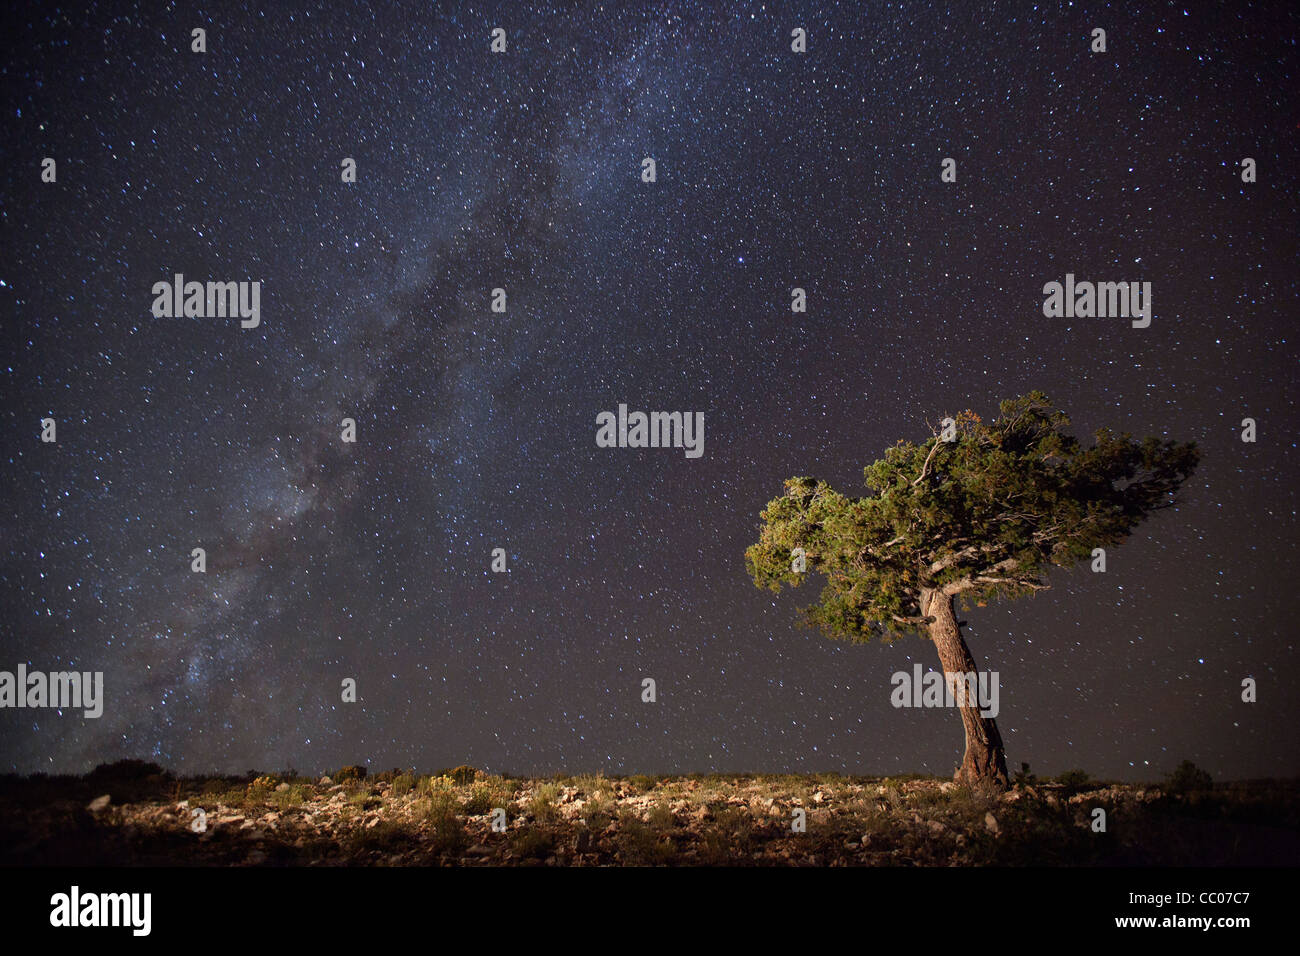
top-left (921, 587), bottom-right (1009, 787)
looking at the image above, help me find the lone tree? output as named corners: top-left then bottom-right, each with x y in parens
top-left (745, 392), bottom-right (1199, 787)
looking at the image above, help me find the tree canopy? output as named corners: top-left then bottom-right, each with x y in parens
top-left (745, 391), bottom-right (1200, 641)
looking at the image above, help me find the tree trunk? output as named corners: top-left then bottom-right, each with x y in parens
top-left (920, 588), bottom-right (1009, 788)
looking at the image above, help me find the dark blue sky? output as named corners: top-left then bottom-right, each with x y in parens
top-left (1, 0), bottom-right (1296, 781)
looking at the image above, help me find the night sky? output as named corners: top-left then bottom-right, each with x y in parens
top-left (2, 1), bottom-right (1296, 782)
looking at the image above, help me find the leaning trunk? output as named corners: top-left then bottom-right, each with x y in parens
top-left (920, 587), bottom-right (1009, 788)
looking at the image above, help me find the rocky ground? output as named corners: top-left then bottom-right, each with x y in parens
top-left (2, 763), bottom-right (1297, 866)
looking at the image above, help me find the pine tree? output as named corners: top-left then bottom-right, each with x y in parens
top-left (745, 392), bottom-right (1200, 786)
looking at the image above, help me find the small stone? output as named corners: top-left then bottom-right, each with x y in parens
top-left (276, 782), bottom-right (290, 792)
top-left (87, 794), bottom-right (111, 813)
top-left (984, 812), bottom-right (1000, 835)
top-left (319, 776), bottom-right (333, 785)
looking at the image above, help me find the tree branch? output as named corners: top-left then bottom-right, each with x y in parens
top-left (912, 439), bottom-right (943, 487)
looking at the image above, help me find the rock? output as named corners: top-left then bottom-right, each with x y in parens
top-left (246, 850), bottom-right (267, 865)
top-left (276, 782), bottom-right (290, 792)
top-left (319, 776), bottom-right (333, 785)
top-left (984, 812), bottom-right (1000, 835)
top-left (466, 845), bottom-right (493, 857)
top-left (87, 794), bottom-right (111, 813)
top-left (812, 790), bottom-right (826, 804)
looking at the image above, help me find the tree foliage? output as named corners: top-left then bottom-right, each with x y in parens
top-left (746, 392), bottom-right (1200, 642)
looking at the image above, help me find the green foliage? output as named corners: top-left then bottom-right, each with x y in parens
top-left (424, 787), bottom-right (459, 816)
top-left (463, 776), bottom-right (513, 815)
top-left (746, 392), bottom-right (1199, 642)
top-left (1013, 763), bottom-right (1038, 788)
top-left (617, 812), bottom-right (678, 865)
top-left (511, 829), bottom-right (555, 860)
top-left (529, 782), bottom-right (562, 822)
top-left (647, 803), bottom-right (676, 830)
top-left (1165, 760), bottom-right (1213, 794)
top-left (271, 783), bottom-right (308, 809)
top-left (417, 774), bottom-right (452, 795)
top-left (447, 765), bottom-right (479, 786)
top-left (584, 790), bottom-right (614, 831)
top-left (1057, 769), bottom-right (1092, 789)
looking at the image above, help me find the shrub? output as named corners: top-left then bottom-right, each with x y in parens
top-left (1013, 763), bottom-right (1038, 788)
top-left (511, 829), bottom-right (555, 860)
top-left (271, 783), bottom-right (306, 809)
top-left (447, 765), bottom-right (479, 786)
top-left (463, 781), bottom-right (508, 815)
top-left (421, 788), bottom-right (458, 820)
top-left (89, 759), bottom-right (167, 780)
top-left (1057, 769), bottom-right (1092, 789)
top-left (335, 765), bottom-right (367, 782)
top-left (529, 782), bottom-right (562, 822)
top-left (618, 816), bottom-right (677, 865)
top-left (647, 803), bottom-right (676, 830)
top-left (418, 774), bottom-right (454, 795)
top-left (1166, 760), bottom-right (1213, 794)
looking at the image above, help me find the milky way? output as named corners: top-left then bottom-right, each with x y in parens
top-left (1, 1), bottom-right (1296, 781)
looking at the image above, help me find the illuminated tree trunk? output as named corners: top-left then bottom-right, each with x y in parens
top-left (921, 588), bottom-right (1009, 787)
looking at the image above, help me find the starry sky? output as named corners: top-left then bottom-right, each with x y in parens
top-left (1, 1), bottom-right (1296, 782)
